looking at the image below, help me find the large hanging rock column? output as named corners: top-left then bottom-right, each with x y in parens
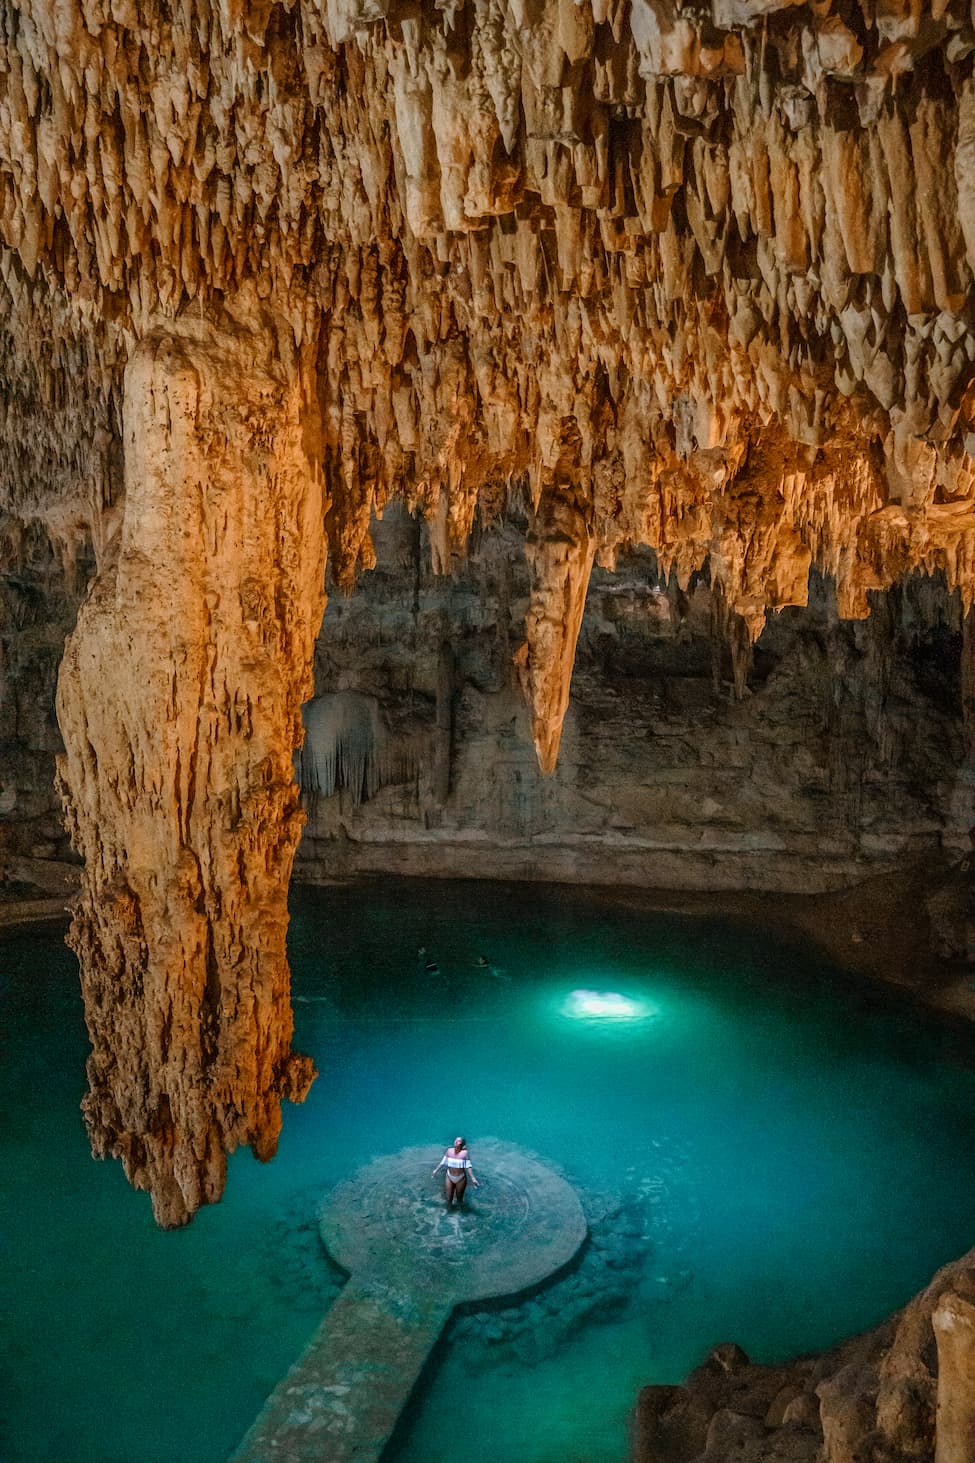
top-left (56, 309), bottom-right (327, 1227)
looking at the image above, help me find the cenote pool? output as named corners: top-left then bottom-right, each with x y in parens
top-left (3, 878), bottom-right (975, 1463)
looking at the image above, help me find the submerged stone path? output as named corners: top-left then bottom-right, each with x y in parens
top-left (230, 1140), bottom-right (587, 1463)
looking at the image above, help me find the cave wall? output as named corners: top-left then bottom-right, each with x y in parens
top-left (634, 1246), bottom-right (975, 1463)
top-left (0, 519), bottom-right (82, 881)
top-left (4, 0), bottom-right (975, 1226)
top-left (296, 501), bottom-right (972, 892)
top-left (6, 503), bottom-right (969, 902)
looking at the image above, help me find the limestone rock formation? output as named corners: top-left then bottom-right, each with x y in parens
top-left (2, 0), bottom-right (975, 727)
top-left (515, 490), bottom-right (597, 772)
top-left (298, 509), bottom-right (971, 894)
top-left (0, 517), bottom-right (84, 872)
top-left (634, 1250), bottom-right (975, 1463)
top-left (3, 0), bottom-right (975, 1219)
top-left (55, 306), bottom-right (325, 1226)
top-left (933, 1287), bottom-right (975, 1463)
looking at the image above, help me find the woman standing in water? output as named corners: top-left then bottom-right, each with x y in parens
top-left (432, 1136), bottom-right (480, 1207)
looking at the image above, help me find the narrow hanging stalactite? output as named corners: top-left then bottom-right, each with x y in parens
top-left (55, 304), bottom-right (327, 1227)
top-left (514, 489), bottom-right (596, 774)
top-left (709, 577), bottom-right (755, 700)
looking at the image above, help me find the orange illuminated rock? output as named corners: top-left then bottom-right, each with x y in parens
top-left (55, 303), bottom-right (326, 1226)
top-left (2, 0), bottom-right (975, 1220)
top-left (515, 492), bottom-right (597, 773)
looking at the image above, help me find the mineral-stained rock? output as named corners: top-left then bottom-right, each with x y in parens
top-left (818, 1362), bottom-right (880, 1463)
top-left (54, 303), bottom-right (326, 1226)
top-left (634, 1251), bottom-right (975, 1463)
top-left (296, 516), bottom-right (972, 893)
top-left (933, 1286), bottom-right (975, 1463)
top-left (3, 0), bottom-right (975, 1222)
top-left (515, 490), bottom-right (597, 771)
top-left (3, 0), bottom-right (975, 655)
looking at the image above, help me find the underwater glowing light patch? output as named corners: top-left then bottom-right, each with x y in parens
top-left (563, 988), bottom-right (650, 1019)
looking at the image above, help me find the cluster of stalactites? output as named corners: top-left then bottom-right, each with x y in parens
top-left (298, 689), bottom-right (429, 803)
top-left (2, 0), bottom-right (975, 767)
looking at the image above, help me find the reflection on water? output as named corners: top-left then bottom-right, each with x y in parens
top-left (2, 878), bottom-right (975, 1463)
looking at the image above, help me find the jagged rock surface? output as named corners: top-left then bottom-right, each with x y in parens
top-left (3, 0), bottom-right (975, 1221)
top-left (297, 504), bottom-right (971, 891)
top-left (54, 308), bottom-right (326, 1226)
top-left (4, 0), bottom-right (975, 728)
top-left (633, 1251), bottom-right (975, 1463)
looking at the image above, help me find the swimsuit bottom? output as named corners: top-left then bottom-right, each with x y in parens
top-left (446, 1169), bottom-right (468, 1184)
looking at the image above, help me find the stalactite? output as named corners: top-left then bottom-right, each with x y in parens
top-left (2, 4), bottom-right (975, 661)
top-left (55, 303), bottom-right (326, 1227)
top-left (3, 0), bottom-right (975, 1230)
top-left (515, 489), bottom-right (597, 773)
top-left (710, 578), bottom-right (754, 700)
top-left (299, 690), bottom-right (428, 806)
top-left (300, 691), bottom-right (386, 805)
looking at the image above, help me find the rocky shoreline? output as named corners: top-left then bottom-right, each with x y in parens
top-left (634, 1248), bottom-right (975, 1463)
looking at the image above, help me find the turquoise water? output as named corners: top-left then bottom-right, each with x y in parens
top-left (3, 878), bottom-right (975, 1463)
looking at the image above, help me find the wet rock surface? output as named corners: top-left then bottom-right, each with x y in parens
top-left (264, 1195), bottom-right (348, 1318)
top-left (634, 1250), bottom-right (975, 1463)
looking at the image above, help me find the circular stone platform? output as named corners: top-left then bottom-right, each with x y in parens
top-left (320, 1137), bottom-right (588, 1306)
top-left (232, 1142), bottom-right (588, 1463)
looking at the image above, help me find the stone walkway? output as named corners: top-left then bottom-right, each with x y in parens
top-left (230, 1139), bottom-right (587, 1463)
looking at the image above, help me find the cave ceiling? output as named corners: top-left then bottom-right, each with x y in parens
top-left (3, 0), bottom-right (975, 1221)
top-left (2, 0), bottom-right (975, 616)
